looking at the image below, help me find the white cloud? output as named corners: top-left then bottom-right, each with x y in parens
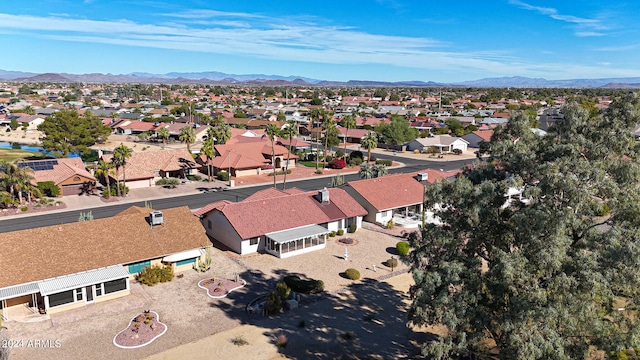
top-left (509, 0), bottom-right (609, 35)
top-left (1, 11), bottom-right (638, 79)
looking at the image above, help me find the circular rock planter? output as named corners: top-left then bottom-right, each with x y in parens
top-left (113, 310), bottom-right (167, 349)
top-left (336, 237), bottom-right (359, 246)
top-left (198, 278), bottom-right (246, 299)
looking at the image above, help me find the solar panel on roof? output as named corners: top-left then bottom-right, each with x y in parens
top-left (17, 159), bottom-right (59, 171)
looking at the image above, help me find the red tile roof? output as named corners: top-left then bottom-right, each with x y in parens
top-left (24, 157), bottom-right (96, 185)
top-left (347, 169), bottom-right (460, 211)
top-left (194, 187), bottom-right (367, 239)
top-left (102, 149), bottom-right (198, 181)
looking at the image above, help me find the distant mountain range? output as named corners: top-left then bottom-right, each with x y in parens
top-left (1, 69), bottom-right (640, 88)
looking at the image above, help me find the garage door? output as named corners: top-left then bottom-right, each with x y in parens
top-left (62, 184), bottom-right (83, 196)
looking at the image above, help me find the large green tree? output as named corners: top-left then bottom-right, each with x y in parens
top-left (38, 110), bottom-right (111, 158)
top-left (406, 95), bottom-right (640, 360)
top-left (376, 115), bottom-right (418, 147)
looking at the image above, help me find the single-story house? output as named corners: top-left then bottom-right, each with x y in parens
top-left (194, 187), bottom-right (367, 258)
top-left (462, 130), bottom-right (494, 148)
top-left (406, 135), bottom-right (469, 153)
top-left (100, 149), bottom-right (200, 189)
top-left (212, 141), bottom-right (298, 178)
top-left (18, 157), bottom-right (97, 196)
top-left (336, 127), bottom-right (375, 144)
top-left (344, 169), bottom-right (460, 227)
top-left (0, 206), bottom-right (210, 318)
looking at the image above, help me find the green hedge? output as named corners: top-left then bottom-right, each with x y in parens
top-left (283, 275), bottom-right (324, 294)
top-left (37, 181), bottom-right (59, 197)
top-left (396, 241), bottom-right (410, 256)
top-left (375, 159), bottom-right (392, 166)
top-left (217, 171), bottom-right (229, 181)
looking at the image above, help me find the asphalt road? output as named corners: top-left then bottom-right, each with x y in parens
top-left (0, 155), bottom-right (476, 233)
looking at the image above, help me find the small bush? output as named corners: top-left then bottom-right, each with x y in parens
top-left (369, 155), bottom-right (376, 162)
top-left (376, 159), bottom-right (392, 166)
top-left (315, 169), bottom-right (323, 174)
top-left (186, 174), bottom-right (202, 181)
top-left (20, 206), bottom-right (28, 212)
top-left (396, 241), bottom-right (410, 256)
top-left (231, 335), bottom-right (249, 346)
top-left (217, 171), bottom-right (229, 181)
top-left (349, 150), bottom-right (364, 160)
top-left (345, 268), bottom-right (360, 280)
top-left (329, 231), bottom-right (336, 237)
top-left (329, 158), bottom-right (346, 169)
top-left (137, 265), bottom-right (174, 286)
top-left (452, 148), bottom-right (462, 155)
top-left (386, 258), bottom-right (398, 268)
top-left (37, 181), bottom-right (60, 197)
top-left (101, 183), bottom-right (129, 197)
top-left (414, 149), bottom-right (420, 154)
top-left (156, 177), bottom-right (181, 188)
top-left (267, 169), bottom-right (292, 176)
top-left (386, 219), bottom-right (395, 229)
top-left (348, 223), bottom-right (357, 233)
top-left (335, 149), bottom-right (345, 159)
top-left (348, 157), bottom-right (363, 167)
top-left (264, 282), bottom-right (291, 315)
top-left (275, 334), bottom-right (288, 348)
top-left (337, 229), bottom-right (345, 236)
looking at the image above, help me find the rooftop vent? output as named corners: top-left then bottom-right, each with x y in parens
top-left (149, 211), bottom-right (164, 226)
top-left (416, 172), bottom-right (429, 181)
top-left (317, 188), bottom-right (330, 203)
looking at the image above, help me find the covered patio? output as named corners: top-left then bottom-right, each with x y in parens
top-left (265, 224), bottom-right (330, 258)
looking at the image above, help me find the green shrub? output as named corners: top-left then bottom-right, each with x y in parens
top-left (386, 219), bottom-right (395, 229)
top-left (348, 223), bottom-right (357, 233)
top-left (330, 230), bottom-right (336, 237)
top-left (376, 159), bottom-right (392, 166)
top-left (102, 183), bottom-right (129, 197)
top-left (217, 171), bottom-right (229, 181)
top-left (396, 241), bottom-right (410, 256)
top-left (315, 169), bottom-right (323, 174)
top-left (20, 206), bottom-right (28, 212)
top-left (369, 155), bottom-right (376, 162)
top-left (335, 149), bottom-right (344, 159)
top-left (137, 265), bottom-right (174, 286)
top-left (349, 150), bottom-right (364, 160)
top-left (337, 229), bottom-right (344, 236)
top-left (284, 275), bottom-right (324, 294)
top-left (348, 157), bottom-right (363, 167)
top-left (156, 177), bottom-right (181, 188)
top-left (386, 258), bottom-right (398, 268)
top-left (344, 268), bottom-right (360, 280)
top-left (264, 282), bottom-right (290, 315)
top-left (37, 181), bottom-right (60, 197)
top-left (268, 169), bottom-right (292, 176)
top-left (186, 174), bottom-right (202, 181)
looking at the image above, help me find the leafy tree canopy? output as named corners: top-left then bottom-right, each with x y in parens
top-left (407, 93), bottom-right (640, 360)
top-left (376, 115), bottom-right (419, 146)
top-left (38, 110), bottom-right (111, 158)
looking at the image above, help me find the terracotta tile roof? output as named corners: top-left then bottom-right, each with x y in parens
top-left (196, 187), bottom-right (367, 239)
top-left (102, 149), bottom-right (199, 181)
top-left (0, 206), bottom-right (209, 288)
top-left (22, 157), bottom-right (96, 185)
top-left (471, 130), bottom-right (494, 142)
top-left (346, 169), bottom-right (460, 211)
top-left (212, 142), bottom-right (297, 170)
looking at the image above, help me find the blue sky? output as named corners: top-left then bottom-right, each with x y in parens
top-left (2, 0), bottom-right (640, 82)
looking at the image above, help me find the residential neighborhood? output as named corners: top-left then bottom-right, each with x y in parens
top-left (1, 82), bottom-right (639, 360)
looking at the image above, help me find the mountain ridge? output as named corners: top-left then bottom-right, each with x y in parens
top-left (2, 69), bottom-right (640, 88)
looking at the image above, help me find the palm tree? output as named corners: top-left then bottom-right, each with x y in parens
top-left (341, 115), bottom-right (356, 158)
top-left (112, 144), bottom-right (132, 197)
top-left (156, 127), bottom-right (170, 146)
top-left (321, 113), bottom-right (336, 165)
top-left (95, 160), bottom-right (114, 198)
top-left (281, 119), bottom-right (298, 190)
top-left (201, 138), bottom-right (215, 182)
top-left (15, 167), bottom-right (38, 204)
top-left (265, 123), bottom-right (281, 189)
top-left (0, 161), bottom-right (20, 204)
top-left (212, 123), bottom-right (231, 145)
top-left (179, 126), bottom-right (196, 152)
top-left (359, 163), bottom-right (374, 179)
top-left (361, 131), bottom-right (378, 164)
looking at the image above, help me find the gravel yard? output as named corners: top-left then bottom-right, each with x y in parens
top-left (4, 226), bottom-right (413, 360)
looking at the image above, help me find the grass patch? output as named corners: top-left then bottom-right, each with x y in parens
top-left (231, 335), bottom-right (249, 346)
top-left (0, 148), bottom-right (49, 162)
top-left (298, 161), bottom-right (319, 168)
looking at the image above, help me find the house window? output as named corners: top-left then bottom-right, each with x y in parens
top-left (74, 176), bottom-right (81, 182)
top-left (95, 284), bottom-right (103, 297)
top-left (250, 237), bottom-right (259, 245)
top-left (104, 278), bottom-right (127, 294)
top-left (48, 290), bottom-right (75, 308)
top-left (75, 288), bottom-right (83, 301)
top-left (128, 260), bottom-right (151, 274)
top-left (176, 258), bottom-right (196, 266)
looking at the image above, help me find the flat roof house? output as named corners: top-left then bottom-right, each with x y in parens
top-left (0, 206), bottom-right (210, 319)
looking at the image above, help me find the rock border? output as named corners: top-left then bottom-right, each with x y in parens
top-left (113, 311), bottom-right (167, 349)
top-left (197, 279), bottom-right (247, 299)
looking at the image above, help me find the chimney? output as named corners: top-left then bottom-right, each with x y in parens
top-left (149, 211), bottom-right (164, 226)
top-left (317, 188), bottom-right (330, 203)
top-left (415, 173), bottom-right (428, 181)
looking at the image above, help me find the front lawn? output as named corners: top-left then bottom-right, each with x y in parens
top-left (0, 148), bottom-right (49, 162)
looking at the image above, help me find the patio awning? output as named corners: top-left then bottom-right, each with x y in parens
top-left (38, 265), bottom-right (130, 296)
top-left (266, 224), bottom-right (330, 244)
top-left (0, 282), bottom-right (40, 301)
top-left (162, 248), bottom-right (205, 263)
